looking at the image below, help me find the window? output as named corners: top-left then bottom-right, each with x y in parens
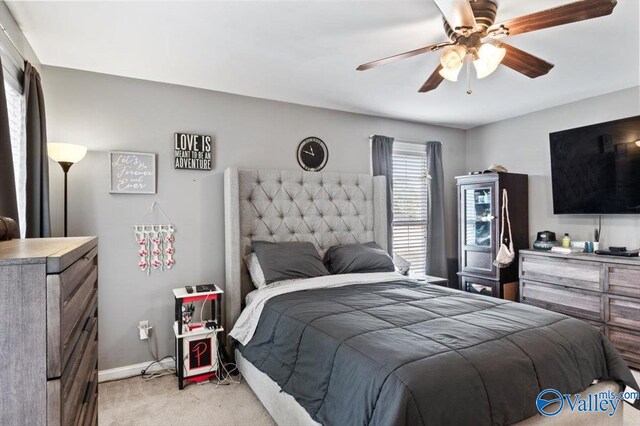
top-left (392, 143), bottom-right (428, 274)
top-left (4, 80), bottom-right (25, 234)
top-left (2, 24), bottom-right (27, 235)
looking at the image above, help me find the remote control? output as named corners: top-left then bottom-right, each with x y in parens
top-left (185, 286), bottom-right (194, 294)
top-left (609, 246), bottom-right (627, 252)
top-left (196, 284), bottom-right (216, 293)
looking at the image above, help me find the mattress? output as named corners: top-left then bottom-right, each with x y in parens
top-left (231, 273), bottom-right (640, 426)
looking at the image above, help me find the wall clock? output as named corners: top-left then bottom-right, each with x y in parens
top-left (297, 137), bottom-right (328, 172)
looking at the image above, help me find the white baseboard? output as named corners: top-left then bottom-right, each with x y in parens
top-left (98, 359), bottom-right (176, 383)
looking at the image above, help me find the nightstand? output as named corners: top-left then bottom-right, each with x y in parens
top-left (408, 273), bottom-right (448, 287)
top-left (173, 285), bottom-right (224, 389)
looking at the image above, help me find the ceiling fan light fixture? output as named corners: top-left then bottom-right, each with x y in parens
top-left (473, 42), bottom-right (506, 79)
top-left (439, 46), bottom-right (466, 82)
top-left (439, 64), bottom-right (463, 82)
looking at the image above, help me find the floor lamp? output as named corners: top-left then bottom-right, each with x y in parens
top-left (48, 143), bottom-right (87, 237)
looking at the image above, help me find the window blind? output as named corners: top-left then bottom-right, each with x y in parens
top-left (5, 80), bottom-right (25, 233)
top-left (392, 145), bottom-right (428, 274)
top-left (0, 29), bottom-right (24, 92)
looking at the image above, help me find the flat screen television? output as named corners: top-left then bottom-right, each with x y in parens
top-left (549, 115), bottom-right (640, 214)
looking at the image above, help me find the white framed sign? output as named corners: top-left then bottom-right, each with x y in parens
top-left (109, 151), bottom-right (156, 194)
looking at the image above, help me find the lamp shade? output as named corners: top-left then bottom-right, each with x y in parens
top-left (473, 43), bottom-right (506, 79)
top-left (439, 46), bottom-right (466, 82)
top-left (635, 140), bottom-right (640, 147)
top-left (48, 143), bottom-right (87, 164)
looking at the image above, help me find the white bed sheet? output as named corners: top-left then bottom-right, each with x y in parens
top-left (230, 271), bottom-right (405, 346)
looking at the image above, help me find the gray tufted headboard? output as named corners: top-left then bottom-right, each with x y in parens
top-left (224, 167), bottom-right (387, 335)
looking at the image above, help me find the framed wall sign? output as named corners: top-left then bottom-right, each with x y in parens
top-left (109, 151), bottom-right (157, 194)
top-left (174, 133), bottom-right (213, 170)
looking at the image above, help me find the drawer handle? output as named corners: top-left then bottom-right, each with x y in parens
top-left (83, 316), bottom-right (97, 333)
top-left (82, 381), bottom-right (94, 404)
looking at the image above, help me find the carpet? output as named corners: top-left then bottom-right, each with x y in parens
top-left (99, 370), bottom-right (640, 425)
top-left (99, 375), bottom-right (275, 426)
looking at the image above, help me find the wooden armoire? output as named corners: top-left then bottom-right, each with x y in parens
top-left (456, 172), bottom-right (529, 301)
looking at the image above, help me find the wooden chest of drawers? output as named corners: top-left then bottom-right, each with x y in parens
top-left (519, 249), bottom-right (640, 369)
top-left (0, 237), bottom-right (98, 426)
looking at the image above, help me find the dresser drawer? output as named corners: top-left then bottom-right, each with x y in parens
top-left (606, 326), bottom-right (640, 370)
top-left (47, 248), bottom-right (98, 378)
top-left (77, 368), bottom-right (98, 426)
top-left (520, 279), bottom-right (604, 322)
top-left (520, 254), bottom-right (602, 292)
top-left (605, 294), bottom-right (640, 330)
top-left (607, 265), bottom-right (640, 298)
top-left (47, 315), bottom-right (98, 426)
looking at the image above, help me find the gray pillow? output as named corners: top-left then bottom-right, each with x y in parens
top-left (323, 242), bottom-right (395, 274)
top-left (251, 241), bottom-right (330, 284)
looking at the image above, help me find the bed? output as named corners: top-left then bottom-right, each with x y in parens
top-left (224, 167), bottom-right (639, 425)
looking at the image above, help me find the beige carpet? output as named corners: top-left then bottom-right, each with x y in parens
top-left (99, 375), bottom-right (275, 426)
top-left (100, 371), bottom-right (640, 425)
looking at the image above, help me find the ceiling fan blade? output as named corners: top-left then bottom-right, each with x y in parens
top-left (433, 0), bottom-right (477, 32)
top-left (500, 43), bottom-right (554, 78)
top-left (419, 65), bottom-right (445, 93)
top-left (356, 42), bottom-right (450, 71)
top-left (490, 0), bottom-right (617, 37)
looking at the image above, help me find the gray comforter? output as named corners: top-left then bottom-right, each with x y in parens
top-left (237, 279), bottom-right (640, 425)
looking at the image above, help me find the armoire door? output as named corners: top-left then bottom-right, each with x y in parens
top-left (459, 181), bottom-right (498, 278)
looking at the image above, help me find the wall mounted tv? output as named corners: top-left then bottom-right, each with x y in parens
top-left (550, 115), bottom-right (640, 214)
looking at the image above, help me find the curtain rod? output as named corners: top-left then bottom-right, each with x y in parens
top-left (368, 135), bottom-right (426, 146)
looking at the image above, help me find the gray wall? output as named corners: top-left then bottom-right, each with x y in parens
top-left (466, 86), bottom-right (640, 248)
top-left (42, 66), bottom-right (467, 370)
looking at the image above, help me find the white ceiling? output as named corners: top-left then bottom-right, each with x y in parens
top-left (7, 0), bottom-right (639, 129)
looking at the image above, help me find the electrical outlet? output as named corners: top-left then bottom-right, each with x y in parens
top-left (138, 320), bottom-right (150, 340)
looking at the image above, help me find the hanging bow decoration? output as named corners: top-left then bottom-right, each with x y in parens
top-left (134, 202), bottom-right (176, 275)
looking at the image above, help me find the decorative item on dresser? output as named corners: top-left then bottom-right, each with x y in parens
top-left (456, 172), bottom-right (528, 300)
top-left (0, 237), bottom-right (98, 425)
top-left (519, 249), bottom-right (640, 369)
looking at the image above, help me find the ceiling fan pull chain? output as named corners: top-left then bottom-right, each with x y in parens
top-left (466, 55), bottom-right (473, 95)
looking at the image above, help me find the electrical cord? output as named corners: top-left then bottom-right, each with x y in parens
top-left (141, 355), bottom-right (176, 380)
top-left (139, 326), bottom-right (177, 380)
top-left (213, 342), bottom-right (242, 387)
top-left (199, 292), bottom-right (211, 325)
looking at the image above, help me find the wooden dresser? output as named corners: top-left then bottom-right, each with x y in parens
top-left (0, 237), bottom-right (98, 426)
top-left (519, 249), bottom-right (640, 369)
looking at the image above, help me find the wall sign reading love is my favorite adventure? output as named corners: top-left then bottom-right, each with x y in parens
top-left (174, 133), bottom-right (213, 170)
top-left (109, 151), bottom-right (157, 194)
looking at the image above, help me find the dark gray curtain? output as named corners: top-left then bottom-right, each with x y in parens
top-left (24, 62), bottom-right (50, 238)
top-left (0, 55), bottom-right (19, 226)
top-left (425, 141), bottom-right (447, 278)
top-left (371, 135), bottom-right (394, 254)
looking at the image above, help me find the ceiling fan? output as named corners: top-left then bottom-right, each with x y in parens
top-left (357, 0), bottom-right (617, 93)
